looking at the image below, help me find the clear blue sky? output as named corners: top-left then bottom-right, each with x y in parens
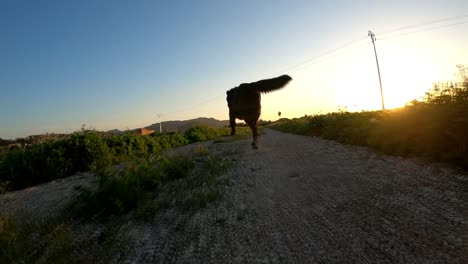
top-left (1, 0), bottom-right (467, 139)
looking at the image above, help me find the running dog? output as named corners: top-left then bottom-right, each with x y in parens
top-left (226, 74), bottom-right (292, 149)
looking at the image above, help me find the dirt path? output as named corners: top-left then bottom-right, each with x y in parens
top-left (122, 129), bottom-right (467, 263)
top-left (2, 129), bottom-right (467, 263)
top-left (0, 172), bottom-right (95, 218)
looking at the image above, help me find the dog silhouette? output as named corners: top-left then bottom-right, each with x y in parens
top-left (226, 75), bottom-right (292, 149)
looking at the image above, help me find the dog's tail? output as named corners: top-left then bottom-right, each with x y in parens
top-left (248, 74), bottom-right (292, 93)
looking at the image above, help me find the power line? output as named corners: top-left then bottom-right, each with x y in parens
top-left (164, 36), bottom-right (369, 116)
top-left (165, 36), bottom-right (369, 116)
top-left (375, 14), bottom-right (468, 36)
top-left (269, 36), bottom-right (368, 76)
top-left (378, 20), bottom-right (468, 41)
top-left (161, 15), bottom-right (468, 116)
top-left (278, 15), bottom-right (468, 75)
top-left (272, 16), bottom-right (468, 76)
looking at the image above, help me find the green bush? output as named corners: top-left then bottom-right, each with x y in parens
top-left (77, 156), bottom-right (164, 215)
top-left (169, 132), bottom-right (190, 148)
top-left (74, 153), bottom-right (221, 217)
top-left (184, 125), bottom-right (221, 143)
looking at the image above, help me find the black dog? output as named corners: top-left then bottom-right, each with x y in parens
top-left (226, 74), bottom-right (292, 149)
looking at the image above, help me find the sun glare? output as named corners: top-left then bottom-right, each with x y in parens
top-left (379, 43), bottom-right (443, 109)
top-left (331, 38), bottom-right (455, 111)
top-left (252, 33), bottom-right (464, 120)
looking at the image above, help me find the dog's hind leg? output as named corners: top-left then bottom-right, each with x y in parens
top-left (229, 113), bottom-right (236, 136)
top-left (245, 119), bottom-right (259, 149)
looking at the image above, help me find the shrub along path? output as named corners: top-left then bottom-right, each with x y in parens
top-left (0, 141), bottom-right (214, 219)
top-left (1, 129), bottom-right (466, 263)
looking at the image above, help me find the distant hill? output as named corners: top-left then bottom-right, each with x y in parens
top-left (147, 117), bottom-right (229, 132)
top-left (105, 129), bottom-right (125, 135)
top-left (106, 117), bottom-right (230, 135)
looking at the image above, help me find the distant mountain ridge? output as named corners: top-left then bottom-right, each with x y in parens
top-left (147, 117), bottom-right (229, 132)
top-left (107, 117), bottom-right (229, 135)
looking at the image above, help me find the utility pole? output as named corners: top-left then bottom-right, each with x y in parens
top-left (157, 114), bottom-right (162, 133)
top-left (368, 30), bottom-right (385, 110)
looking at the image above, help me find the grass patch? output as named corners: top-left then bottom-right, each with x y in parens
top-left (73, 154), bottom-right (196, 217)
top-left (214, 126), bottom-right (262, 143)
top-left (71, 144), bottom-right (233, 219)
top-left (1, 145), bottom-right (233, 262)
top-left (0, 211), bottom-right (80, 263)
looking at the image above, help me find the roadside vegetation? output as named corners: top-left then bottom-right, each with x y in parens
top-left (0, 142), bottom-right (234, 262)
top-left (269, 66), bottom-right (468, 170)
top-left (0, 125), bottom-right (250, 191)
top-left (0, 123), bottom-right (253, 262)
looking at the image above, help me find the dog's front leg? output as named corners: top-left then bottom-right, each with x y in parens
top-left (229, 114), bottom-right (236, 136)
top-left (246, 119), bottom-right (258, 149)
